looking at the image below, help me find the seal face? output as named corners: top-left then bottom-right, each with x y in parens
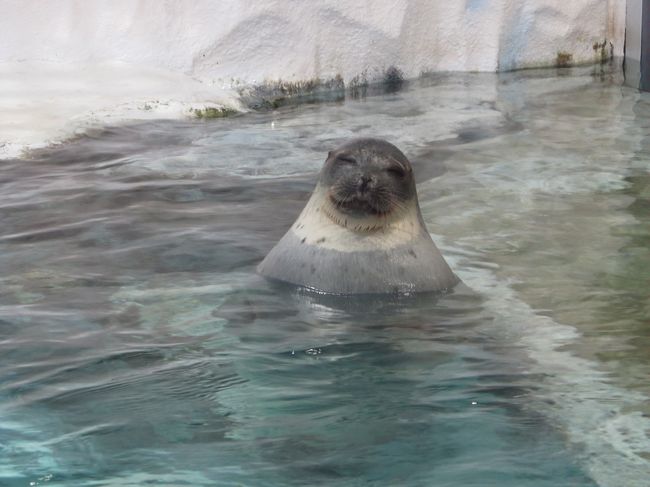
top-left (257, 138), bottom-right (459, 294)
top-left (321, 139), bottom-right (413, 227)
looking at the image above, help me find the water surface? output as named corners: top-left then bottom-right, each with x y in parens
top-left (1, 65), bottom-right (649, 486)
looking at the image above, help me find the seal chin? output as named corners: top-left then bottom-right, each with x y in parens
top-left (328, 194), bottom-right (389, 218)
top-left (322, 192), bottom-right (399, 232)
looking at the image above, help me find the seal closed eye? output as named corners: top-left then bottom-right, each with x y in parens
top-left (257, 138), bottom-right (460, 294)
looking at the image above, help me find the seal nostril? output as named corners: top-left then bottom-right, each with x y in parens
top-left (358, 176), bottom-right (371, 193)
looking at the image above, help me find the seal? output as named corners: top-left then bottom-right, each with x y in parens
top-left (257, 138), bottom-right (459, 294)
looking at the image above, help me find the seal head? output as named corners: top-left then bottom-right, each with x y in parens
top-left (258, 138), bottom-right (459, 294)
top-left (320, 138), bottom-right (415, 231)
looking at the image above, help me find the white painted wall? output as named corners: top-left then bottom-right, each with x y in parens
top-left (0, 0), bottom-right (626, 84)
top-left (0, 0), bottom-right (627, 158)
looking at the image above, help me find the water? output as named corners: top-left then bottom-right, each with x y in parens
top-left (1, 65), bottom-right (649, 486)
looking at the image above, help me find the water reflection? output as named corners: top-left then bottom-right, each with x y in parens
top-left (1, 65), bottom-right (648, 486)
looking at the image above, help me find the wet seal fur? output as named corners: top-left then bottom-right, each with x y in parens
top-left (257, 138), bottom-right (459, 294)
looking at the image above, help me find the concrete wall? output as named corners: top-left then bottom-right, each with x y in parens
top-left (624, 0), bottom-right (642, 88)
top-left (0, 0), bottom-right (626, 86)
top-left (624, 0), bottom-right (650, 90)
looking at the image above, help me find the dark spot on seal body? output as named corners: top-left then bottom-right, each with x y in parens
top-left (316, 237), bottom-right (326, 243)
top-left (301, 237), bottom-right (306, 244)
top-left (408, 249), bottom-right (417, 258)
top-left (310, 265), bottom-right (316, 274)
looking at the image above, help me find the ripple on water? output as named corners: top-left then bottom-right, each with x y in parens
top-left (1, 65), bottom-right (649, 486)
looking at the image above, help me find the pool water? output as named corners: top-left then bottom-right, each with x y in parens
top-left (1, 65), bottom-right (648, 486)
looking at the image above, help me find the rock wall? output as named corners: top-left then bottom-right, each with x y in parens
top-left (0, 0), bottom-right (627, 158)
top-left (0, 0), bottom-right (626, 85)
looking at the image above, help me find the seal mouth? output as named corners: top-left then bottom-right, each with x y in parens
top-left (328, 194), bottom-right (389, 217)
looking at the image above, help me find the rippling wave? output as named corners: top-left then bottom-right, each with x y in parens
top-left (1, 65), bottom-right (648, 486)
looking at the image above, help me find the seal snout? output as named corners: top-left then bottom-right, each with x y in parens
top-left (356, 175), bottom-right (375, 196)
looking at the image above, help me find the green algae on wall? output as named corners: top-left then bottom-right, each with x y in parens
top-left (191, 107), bottom-right (239, 119)
top-left (242, 75), bottom-right (346, 110)
top-left (556, 52), bottom-right (573, 67)
top-left (241, 66), bottom-right (406, 110)
top-left (593, 40), bottom-right (613, 64)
